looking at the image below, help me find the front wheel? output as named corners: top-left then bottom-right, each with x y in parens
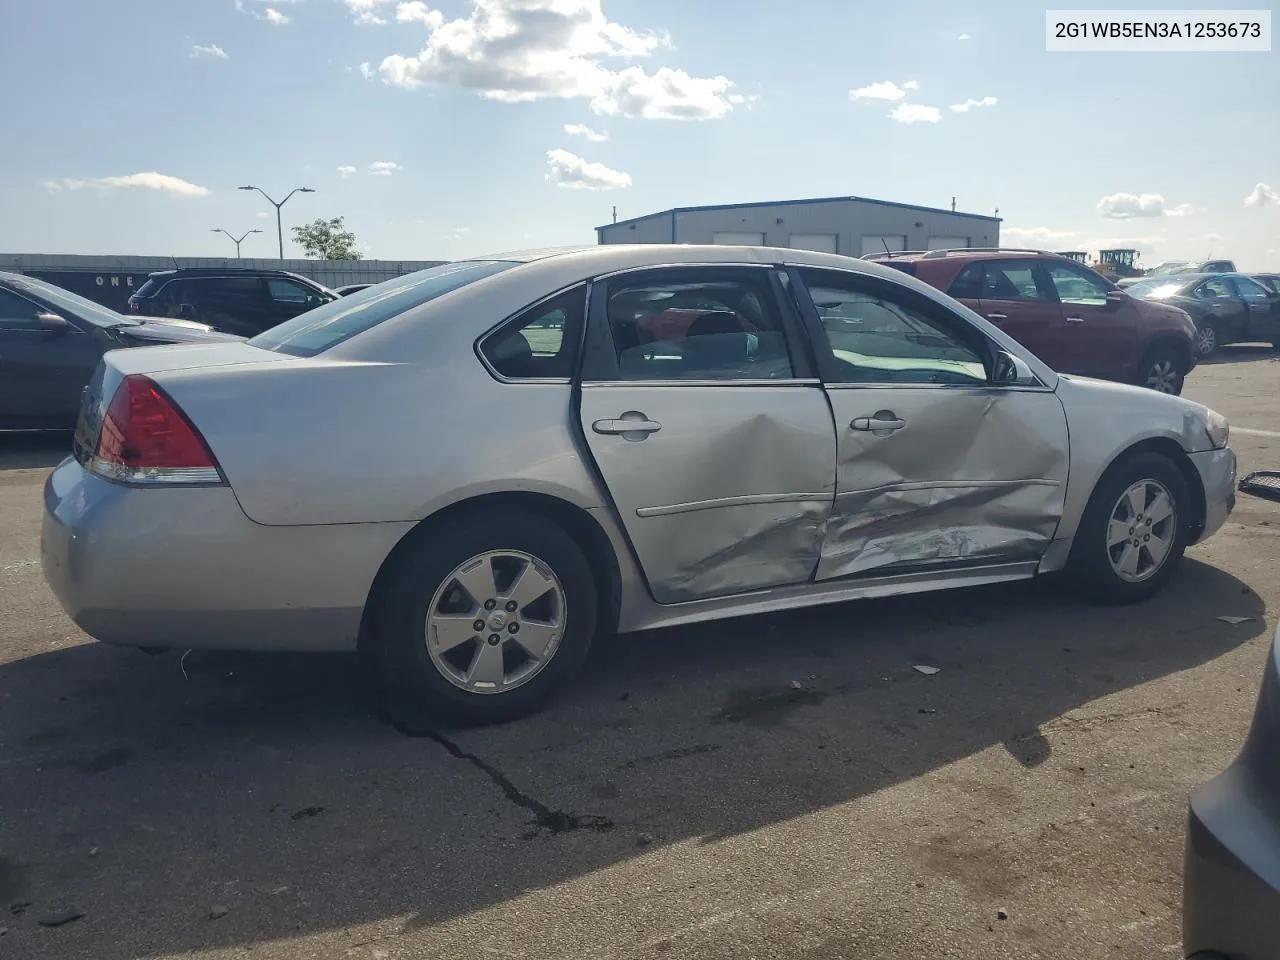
top-left (375, 510), bottom-right (599, 725)
top-left (1194, 321), bottom-right (1218, 358)
top-left (1066, 452), bottom-right (1192, 604)
top-left (1137, 345), bottom-right (1186, 395)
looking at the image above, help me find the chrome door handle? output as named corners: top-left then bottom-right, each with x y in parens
top-left (1065, 316), bottom-right (1086, 324)
top-left (851, 416), bottom-right (907, 432)
top-left (592, 416), bottom-right (662, 436)
top-left (985, 313), bottom-right (1008, 321)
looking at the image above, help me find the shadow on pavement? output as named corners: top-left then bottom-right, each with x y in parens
top-left (0, 432), bottom-right (71, 472)
top-left (0, 558), bottom-right (1265, 958)
top-left (1199, 344), bottom-right (1279, 367)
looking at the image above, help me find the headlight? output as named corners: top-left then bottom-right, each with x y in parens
top-left (1204, 408), bottom-right (1230, 449)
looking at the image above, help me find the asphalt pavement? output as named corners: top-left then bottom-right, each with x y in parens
top-left (1, 347), bottom-right (1278, 960)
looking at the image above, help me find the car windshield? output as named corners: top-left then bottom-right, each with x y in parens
top-left (250, 260), bottom-right (517, 357)
top-left (1125, 279), bottom-right (1189, 299)
top-left (5, 274), bottom-right (138, 328)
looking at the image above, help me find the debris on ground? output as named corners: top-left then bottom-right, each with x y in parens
top-left (636, 832), bottom-right (655, 847)
top-left (996, 907), bottom-right (1009, 921)
top-left (1217, 616), bottom-right (1253, 625)
top-left (37, 909), bottom-right (85, 928)
top-left (918, 707), bottom-right (938, 715)
top-left (209, 904), bottom-right (229, 921)
top-left (290, 806), bottom-right (324, 821)
top-left (789, 680), bottom-right (803, 690)
top-left (913, 665), bottom-right (941, 676)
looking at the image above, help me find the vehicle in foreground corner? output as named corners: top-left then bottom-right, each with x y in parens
top-left (865, 248), bottom-right (1199, 395)
top-left (0, 271), bottom-right (241, 431)
top-left (42, 245), bottom-right (1236, 724)
top-left (1125, 273), bottom-right (1280, 357)
top-left (1184, 620), bottom-right (1280, 960)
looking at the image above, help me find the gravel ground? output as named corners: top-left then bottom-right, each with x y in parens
top-left (1, 346), bottom-right (1277, 960)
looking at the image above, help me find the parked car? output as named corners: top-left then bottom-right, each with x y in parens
top-left (1251, 273), bottom-right (1280, 297)
top-left (126, 268), bottom-right (338, 337)
top-left (1117, 259), bottom-right (1238, 289)
top-left (1183, 620), bottom-right (1280, 959)
top-left (42, 245), bottom-right (1237, 724)
top-left (334, 283), bottom-right (373, 297)
top-left (0, 271), bottom-right (240, 431)
top-left (1124, 273), bottom-right (1280, 356)
top-left (864, 248), bottom-right (1199, 395)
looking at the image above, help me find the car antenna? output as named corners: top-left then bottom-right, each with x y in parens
top-left (881, 238), bottom-right (894, 259)
top-left (169, 255), bottom-right (179, 270)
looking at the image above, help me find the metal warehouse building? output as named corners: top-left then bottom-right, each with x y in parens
top-left (0, 254), bottom-right (442, 312)
top-left (596, 195), bottom-right (1000, 257)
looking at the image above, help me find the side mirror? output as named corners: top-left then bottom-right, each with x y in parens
top-left (992, 350), bottom-right (1038, 387)
top-left (1106, 289), bottom-right (1126, 307)
top-left (35, 311), bottom-right (71, 335)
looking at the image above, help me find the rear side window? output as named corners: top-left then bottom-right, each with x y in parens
top-left (251, 260), bottom-right (516, 357)
top-left (948, 263), bottom-right (984, 299)
top-left (479, 285), bottom-right (586, 380)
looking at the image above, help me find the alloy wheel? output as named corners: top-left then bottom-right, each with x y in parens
top-left (1106, 479), bottom-right (1177, 583)
top-left (425, 550), bottom-right (566, 694)
top-left (1144, 359), bottom-right (1180, 393)
top-left (1195, 325), bottom-right (1217, 357)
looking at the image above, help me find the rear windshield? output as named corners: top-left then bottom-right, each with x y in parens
top-left (249, 260), bottom-right (516, 357)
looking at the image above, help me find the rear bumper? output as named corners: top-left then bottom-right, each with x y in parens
top-left (1189, 447), bottom-right (1236, 543)
top-left (41, 457), bottom-right (413, 652)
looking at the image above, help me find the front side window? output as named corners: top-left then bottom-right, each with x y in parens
top-left (1197, 278), bottom-right (1233, 300)
top-left (602, 270), bottom-right (794, 381)
top-left (800, 270), bottom-right (988, 386)
top-left (479, 286), bottom-right (585, 379)
top-left (1045, 263), bottom-right (1109, 306)
top-left (267, 279), bottom-right (312, 303)
top-left (1233, 276), bottom-right (1271, 304)
top-left (0, 289), bottom-right (43, 329)
top-left (252, 260), bottom-right (516, 357)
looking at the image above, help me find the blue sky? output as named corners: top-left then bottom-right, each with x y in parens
top-left (2, 0), bottom-right (1277, 267)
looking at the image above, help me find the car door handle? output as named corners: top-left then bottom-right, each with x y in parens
top-left (592, 417), bottom-right (662, 436)
top-left (1065, 316), bottom-right (1086, 324)
top-left (985, 313), bottom-right (1008, 321)
top-left (851, 415), bottom-right (907, 433)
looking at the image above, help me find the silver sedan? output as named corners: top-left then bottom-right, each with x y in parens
top-left (41, 245), bottom-right (1238, 723)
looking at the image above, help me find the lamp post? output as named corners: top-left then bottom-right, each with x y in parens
top-left (210, 227), bottom-right (263, 258)
top-left (237, 185), bottom-right (315, 259)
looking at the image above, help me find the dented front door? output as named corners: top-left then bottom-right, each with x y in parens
top-left (790, 265), bottom-right (1071, 581)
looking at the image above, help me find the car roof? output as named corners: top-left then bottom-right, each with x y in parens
top-left (142, 267), bottom-right (321, 283)
top-left (861, 247), bottom-right (1080, 265)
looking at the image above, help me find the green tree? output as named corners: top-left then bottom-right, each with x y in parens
top-left (291, 216), bottom-right (363, 260)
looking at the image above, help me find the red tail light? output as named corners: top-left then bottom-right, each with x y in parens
top-left (90, 375), bottom-right (223, 485)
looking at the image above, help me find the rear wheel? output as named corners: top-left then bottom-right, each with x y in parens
top-left (375, 510), bottom-right (598, 725)
top-left (1066, 452), bottom-right (1192, 603)
top-left (1194, 321), bottom-right (1218, 358)
top-left (1137, 344), bottom-right (1186, 395)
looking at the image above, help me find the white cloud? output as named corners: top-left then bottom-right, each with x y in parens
top-left (263, 7), bottom-right (290, 25)
top-left (564, 122), bottom-right (608, 141)
top-left (1244, 182), bottom-right (1279, 208)
top-left (191, 43), bottom-right (228, 60)
top-left (396, 1), bottom-right (444, 27)
top-left (346, 0), bottom-right (395, 24)
top-left (358, 62), bottom-right (374, 80)
top-left (850, 80), bottom-right (910, 101)
top-left (545, 148), bottom-right (630, 190)
top-left (377, 0), bottom-right (738, 120)
top-left (256, 211), bottom-right (271, 218)
top-left (1204, 233), bottom-right (1224, 241)
top-left (889, 103), bottom-right (941, 124)
top-left (337, 165), bottom-right (358, 178)
top-left (958, 33), bottom-right (970, 40)
top-left (45, 172), bottom-right (210, 197)
top-left (1096, 192), bottom-right (1190, 219)
top-left (367, 160), bottom-right (402, 175)
top-left (1084, 234), bottom-right (1165, 252)
top-left (949, 96), bottom-right (997, 112)
top-left (1001, 226), bottom-right (1079, 248)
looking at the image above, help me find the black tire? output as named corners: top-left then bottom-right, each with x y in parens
top-left (1135, 343), bottom-right (1186, 395)
top-left (375, 510), bottom-right (598, 726)
top-left (1066, 451), bottom-right (1192, 604)
top-left (1194, 320), bottom-right (1218, 358)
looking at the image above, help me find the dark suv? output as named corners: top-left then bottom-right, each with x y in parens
top-left (127, 268), bottom-right (337, 337)
top-left (865, 248), bottom-right (1199, 395)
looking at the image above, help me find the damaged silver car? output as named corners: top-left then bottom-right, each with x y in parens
top-left (41, 245), bottom-right (1237, 723)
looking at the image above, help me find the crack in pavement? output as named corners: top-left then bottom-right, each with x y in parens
top-left (379, 712), bottom-right (614, 836)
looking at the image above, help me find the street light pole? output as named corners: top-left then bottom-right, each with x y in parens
top-left (237, 185), bottom-right (315, 259)
top-left (210, 227), bottom-right (263, 258)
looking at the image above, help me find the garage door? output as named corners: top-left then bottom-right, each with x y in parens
top-left (860, 235), bottom-right (906, 257)
top-left (788, 233), bottom-right (838, 253)
top-left (927, 236), bottom-right (969, 250)
top-left (712, 232), bottom-right (766, 246)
